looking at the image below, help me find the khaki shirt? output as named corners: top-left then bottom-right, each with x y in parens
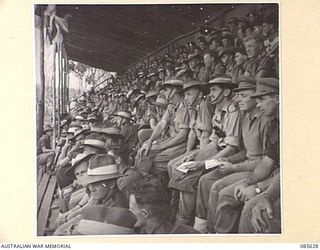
top-left (209, 100), bottom-right (242, 149)
top-left (242, 109), bottom-right (271, 159)
top-left (162, 102), bottom-right (190, 138)
top-left (189, 99), bottom-right (213, 140)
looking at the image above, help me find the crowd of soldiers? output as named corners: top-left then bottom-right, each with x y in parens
top-left (37, 6), bottom-right (280, 235)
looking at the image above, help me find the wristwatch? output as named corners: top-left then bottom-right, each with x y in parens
top-left (254, 185), bottom-right (261, 194)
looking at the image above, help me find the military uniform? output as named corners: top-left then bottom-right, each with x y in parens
top-left (136, 101), bottom-right (190, 175)
top-left (210, 78), bottom-right (280, 233)
top-left (169, 99), bottom-right (242, 225)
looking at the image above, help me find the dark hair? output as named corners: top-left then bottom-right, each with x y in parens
top-left (132, 178), bottom-right (170, 218)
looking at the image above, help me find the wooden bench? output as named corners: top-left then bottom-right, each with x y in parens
top-left (37, 173), bottom-right (57, 236)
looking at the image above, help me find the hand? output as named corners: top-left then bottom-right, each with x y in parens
top-left (237, 185), bottom-right (257, 202)
top-left (186, 161), bottom-right (205, 172)
top-left (182, 152), bottom-right (196, 163)
top-left (217, 157), bottom-right (229, 162)
top-left (137, 140), bottom-right (152, 157)
top-left (251, 195), bottom-right (274, 233)
top-left (218, 162), bottom-right (236, 175)
top-left (234, 182), bottom-right (249, 200)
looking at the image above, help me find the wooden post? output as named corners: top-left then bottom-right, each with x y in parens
top-left (57, 43), bottom-right (61, 139)
top-left (37, 12), bottom-right (46, 143)
top-left (52, 43), bottom-right (57, 149)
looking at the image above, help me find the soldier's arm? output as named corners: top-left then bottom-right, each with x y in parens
top-left (244, 156), bottom-right (276, 186)
top-left (158, 128), bottom-right (188, 150)
top-left (148, 119), bottom-right (167, 143)
top-left (261, 173), bottom-right (280, 201)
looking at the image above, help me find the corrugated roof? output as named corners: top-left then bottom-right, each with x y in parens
top-left (55, 4), bottom-right (230, 72)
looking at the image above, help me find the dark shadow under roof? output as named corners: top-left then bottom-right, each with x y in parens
top-left (55, 4), bottom-right (230, 72)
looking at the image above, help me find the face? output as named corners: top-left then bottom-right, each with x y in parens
top-left (262, 23), bottom-right (274, 37)
top-left (88, 181), bottom-right (111, 200)
top-left (245, 27), bottom-right (253, 36)
top-left (74, 161), bottom-right (88, 180)
top-left (159, 71), bottom-right (165, 80)
top-left (234, 52), bottom-right (246, 65)
top-left (209, 85), bottom-right (225, 104)
top-left (204, 54), bottom-right (213, 67)
top-left (236, 89), bottom-right (256, 111)
top-left (221, 53), bottom-right (231, 65)
top-left (129, 194), bottom-right (147, 228)
top-left (256, 95), bottom-right (279, 116)
top-left (188, 58), bottom-right (198, 69)
top-left (75, 135), bottom-right (85, 146)
top-left (184, 88), bottom-right (200, 107)
top-left (209, 40), bottom-right (217, 50)
top-left (222, 38), bottom-right (229, 47)
top-left (199, 41), bottom-right (206, 50)
top-left (245, 39), bottom-right (259, 58)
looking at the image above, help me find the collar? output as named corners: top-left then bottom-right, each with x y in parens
top-left (221, 99), bottom-right (233, 112)
top-left (245, 107), bottom-right (261, 120)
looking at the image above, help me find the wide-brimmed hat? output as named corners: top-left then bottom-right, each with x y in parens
top-left (81, 154), bottom-right (122, 185)
top-left (70, 127), bottom-right (90, 140)
top-left (43, 125), bottom-right (53, 133)
top-left (101, 127), bottom-right (124, 139)
top-left (154, 95), bottom-right (168, 108)
top-left (186, 53), bottom-right (203, 62)
top-left (251, 78), bottom-right (279, 98)
top-left (87, 114), bottom-right (98, 122)
top-left (78, 206), bottom-right (136, 235)
top-left (147, 72), bottom-right (157, 78)
top-left (83, 134), bottom-right (106, 149)
top-left (176, 68), bottom-right (192, 78)
top-left (67, 123), bottom-right (82, 135)
top-left (157, 68), bottom-right (166, 74)
top-left (183, 79), bottom-right (204, 91)
top-left (64, 153), bottom-right (95, 180)
top-left (206, 75), bottom-right (237, 88)
top-left (74, 115), bottom-right (86, 121)
top-left (114, 110), bottom-right (134, 121)
top-left (145, 90), bottom-right (158, 100)
top-left (233, 76), bottom-right (256, 92)
top-left (162, 77), bottom-right (184, 88)
top-left (133, 94), bottom-right (146, 106)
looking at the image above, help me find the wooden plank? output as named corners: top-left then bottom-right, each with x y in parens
top-left (37, 173), bottom-right (50, 214)
top-left (37, 176), bottom-right (57, 236)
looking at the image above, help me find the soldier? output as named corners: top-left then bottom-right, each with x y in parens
top-left (37, 125), bottom-right (55, 180)
top-left (113, 110), bottom-right (138, 154)
top-left (75, 206), bottom-right (137, 235)
top-left (129, 178), bottom-right (198, 234)
top-left (136, 77), bottom-right (189, 177)
top-left (211, 78), bottom-right (279, 233)
top-left (168, 75), bottom-right (242, 225)
top-left (186, 53), bottom-right (205, 80)
top-left (192, 77), bottom-right (271, 233)
top-left (54, 154), bottom-right (128, 235)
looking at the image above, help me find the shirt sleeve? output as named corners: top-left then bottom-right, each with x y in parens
top-left (196, 101), bottom-right (213, 133)
top-left (223, 108), bottom-right (242, 147)
top-left (176, 106), bottom-right (190, 130)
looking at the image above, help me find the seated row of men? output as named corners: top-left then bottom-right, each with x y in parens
top-left (37, 74), bottom-right (280, 235)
